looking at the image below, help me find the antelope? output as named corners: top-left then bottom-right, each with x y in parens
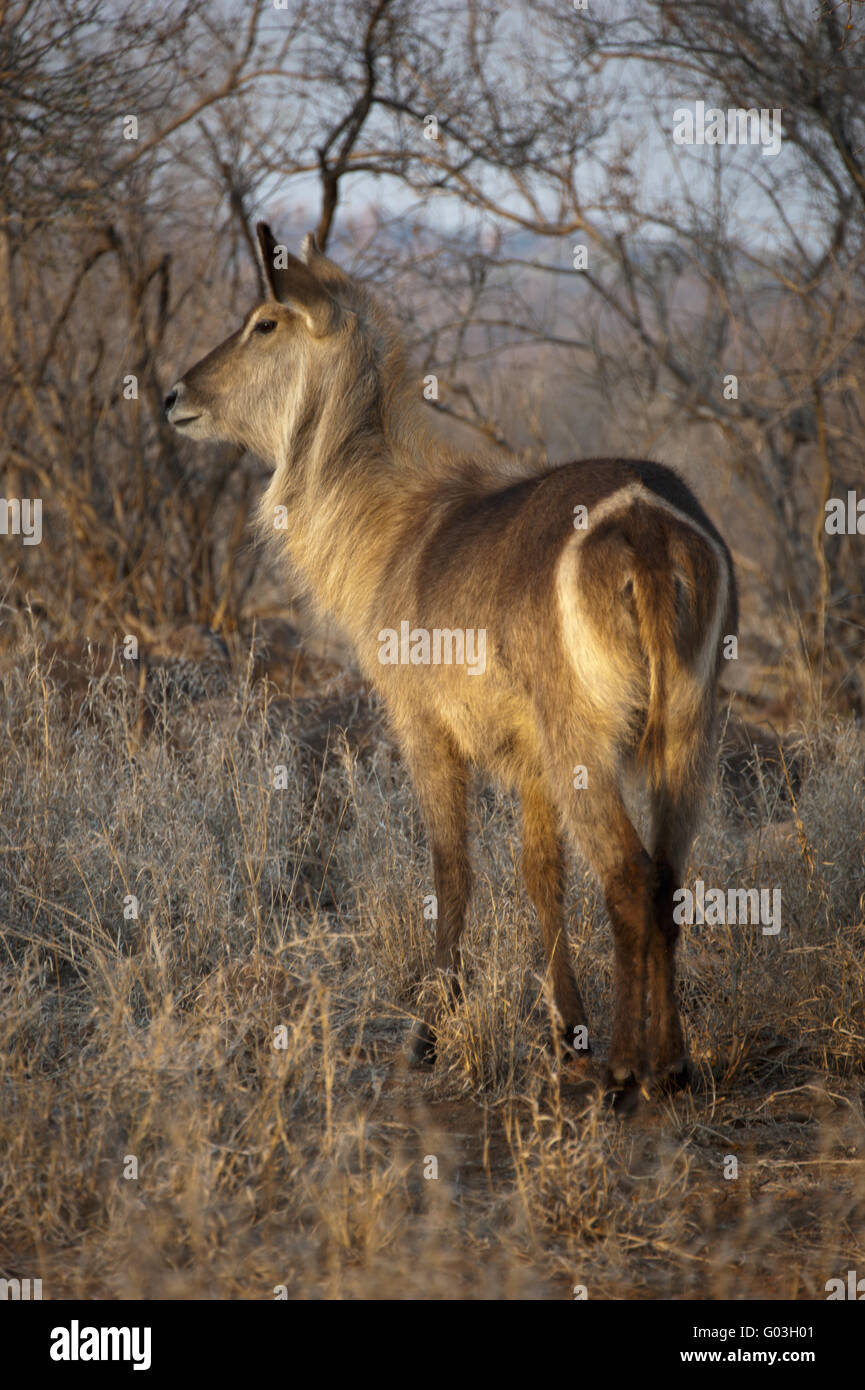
top-left (165, 224), bottom-right (737, 1111)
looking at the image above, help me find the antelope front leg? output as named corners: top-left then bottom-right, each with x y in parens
top-left (401, 727), bottom-right (472, 1067)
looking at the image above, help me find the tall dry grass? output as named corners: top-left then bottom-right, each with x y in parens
top-left (0, 637), bottom-right (863, 1299)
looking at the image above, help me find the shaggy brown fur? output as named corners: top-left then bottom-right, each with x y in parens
top-left (166, 224), bottom-right (738, 1109)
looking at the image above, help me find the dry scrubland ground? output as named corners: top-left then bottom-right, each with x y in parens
top-left (0, 633), bottom-right (864, 1300)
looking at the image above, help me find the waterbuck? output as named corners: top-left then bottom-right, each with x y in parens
top-left (165, 224), bottom-right (737, 1110)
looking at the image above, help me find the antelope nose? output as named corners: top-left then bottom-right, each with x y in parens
top-left (164, 387), bottom-right (178, 417)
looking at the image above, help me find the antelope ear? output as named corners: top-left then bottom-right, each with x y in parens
top-left (254, 222), bottom-right (340, 336)
top-left (300, 230), bottom-right (351, 293)
top-left (255, 222), bottom-right (281, 297)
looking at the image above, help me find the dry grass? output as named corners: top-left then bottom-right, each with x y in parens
top-left (1, 637), bottom-right (864, 1300)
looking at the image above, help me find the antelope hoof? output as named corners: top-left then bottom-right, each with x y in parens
top-left (603, 1069), bottom-right (644, 1117)
top-left (654, 1058), bottom-right (693, 1095)
top-left (407, 1021), bottom-right (437, 1069)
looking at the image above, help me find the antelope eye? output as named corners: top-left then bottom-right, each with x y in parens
top-left (254, 319), bottom-right (277, 334)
